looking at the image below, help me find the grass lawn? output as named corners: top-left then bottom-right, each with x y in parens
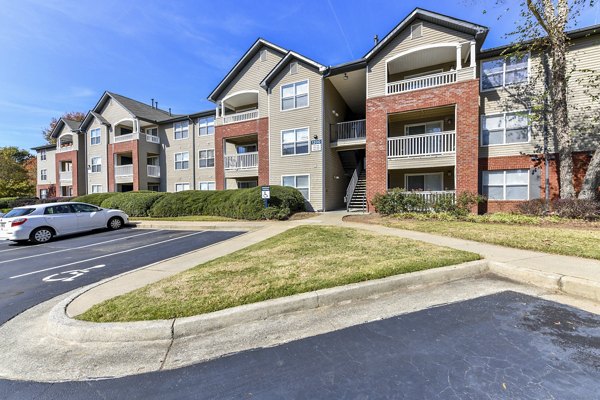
top-left (349, 214), bottom-right (600, 260)
top-left (78, 225), bottom-right (479, 322)
top-left (131, 215), bottom-right (236, 222)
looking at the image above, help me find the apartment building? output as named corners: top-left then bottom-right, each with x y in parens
top-left (33, 8), bottom-right (600, 212)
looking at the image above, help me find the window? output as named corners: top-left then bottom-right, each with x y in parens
top-left (175, 183), bottom-right (190, 192)
top-left (282, 128), bottom-right (309, 155)
top-left (40, 150), bottom-right (46, 161)
top-left (91, 184), bottom-right (102, 193)
top-left (482, 112), bottom-right (529, 146)
top-left (281, 80), bottom-right (308, 110)
top-left (411, 23), bottom-right (422, 39)
top-left (237, 144), bottom-right (257, 153)
top-left (405, 173), bottom-right (444, 191)
top-left (198, 150), bottom-right (215, 168)
top-left (198, 181), bottom-right (216, 191)
top-left (198, 116), bottom-right (215, 136)
top-left (237, 180), bottom-right (257, 189)
top-left (44, 204), bottom-right (74, 215)
top-left (90, 128), bottom-right (101, 145)
top-left (482, 169), bottom-right (529, 201)
top-left (148, 184), bottom-right (160, 192)
top-left (282, 174), bottom-right (310, 200)
top-left (174, 152), bottom-right (189, 170)
top-left (146, 127), bottom-right (158, 136)
top-left (91, 157), bottom-right (102, 173)
top-left (482, 54), bottom-right (529, 90)
top-left (40, 189), bottom-right (48, 199)
top-left (405, 121), bottom-right (443, 135)
top-left (72, 203), bottom-right (100, 213)
top-left (174, 121), bottom-right (189, 140)
top-left (40, 169), bottom-right (47, 181)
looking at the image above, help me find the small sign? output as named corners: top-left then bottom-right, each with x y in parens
top-left (261, 186), bottom-right (271, 199)
top-left (311, 139), bottom-right (322, 152)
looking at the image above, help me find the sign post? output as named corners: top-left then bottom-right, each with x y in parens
top-left (261, 186), bottom-right (270, 208)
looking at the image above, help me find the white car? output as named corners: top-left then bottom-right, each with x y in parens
top-left (0, 202), bottom-right (129, 244)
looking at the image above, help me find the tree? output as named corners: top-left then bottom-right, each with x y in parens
top-left (42, 111), bottom-right (85, 144)
top-left (0, 147), bottom-right (35, 197)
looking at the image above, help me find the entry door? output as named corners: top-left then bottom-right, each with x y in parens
top-left (405, 173), bottom-right (443, 191)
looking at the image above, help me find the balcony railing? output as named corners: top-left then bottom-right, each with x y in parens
top-left (114, 132), bottom-right (140, 143)
top-left (147, 165), bottom-right (160, 177)
top-left (146, 134), bottom-right (160, 144)
top-left (224, 152), bottom-right (258, 170)
top-left (115, 165), bottom-right (133, 177)
top-left (57, 144), bottom-right (74, 153)
top-left (222, 109), bottom-right (259, 125)
top-left (59, 171), bottom-right (72, 181)
top-left (393, 190), bottom-right (456, 212)
top-left (387, 70), bottom-right (457, 95)
top-left (388, 131), bottom-right (456, 158)
top-left (331, 119), bottom-right (366, 142)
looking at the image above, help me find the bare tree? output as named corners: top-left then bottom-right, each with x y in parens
top-left (42, 111), bottom-right (85, 144)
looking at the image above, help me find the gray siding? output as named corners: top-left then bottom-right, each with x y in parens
top-left (86, 117), bottom-right (109, 192)
top-left (36, 149), bottom-right (56, 186)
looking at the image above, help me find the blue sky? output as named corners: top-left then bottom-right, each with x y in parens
top-left (1, 0), bottom-right (600, 151)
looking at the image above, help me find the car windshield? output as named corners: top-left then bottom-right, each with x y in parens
top-left (3, 208), bottom-right (35, 218)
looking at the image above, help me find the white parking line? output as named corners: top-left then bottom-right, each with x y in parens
top-left (0, 230), bottom-right (159, 265)
top-left (9, 231), bottom-right (205, 279)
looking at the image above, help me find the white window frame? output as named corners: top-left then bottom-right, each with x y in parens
top-left (281, 174), bottom-right (310, 201)
top-left (40, 150), bottom-right (46, 161)
top-left (198, 149), bottom-right (215, 168)
top-left (280, 80), bottom-right (309, 111)
top-left (198, 181), bottom-right (216, 191)
top-left (480, 53), bottom-right (530, 92)
top-left (91, 157), bottom-right (102, 173)
top-left (237, 180), bottom-right (258, 189)
top-left (90, 128), bottom-right (101, 145)
top-left (198, 116), bottom-right (215, 136)
top-left (175, 183), bottom-right (190, 192)
top-left (410, 23), bottom-right (423, 39)
top-left (91, 184), bottom-right (102, 193)
top-left (174, 121), bottom-right (189, 140)
top-left (145, 127), bottom-right (158, 136)
top-left (404, 120), bottom-right (444, 135)
top-left (482, 169), bottom-right (530, 201)
top-left (40, 189), bottom-right (48, 199)
top-left (480, 111), bottom-right (530, 147)
top-left (404, 172), bottom-right (444, 191)
top-left (40, 169), bottom-right (47, 181)
top-left (174, 152), bottom-right (189, 170)
top-left (281, 127), bottom-right (310, 156)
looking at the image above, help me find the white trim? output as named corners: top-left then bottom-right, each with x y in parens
top-left (280, 127), bottom-right (310, 157)
top-left (90, 156), bottom-right (102, 173)
top-left (174, 151), bottom-right (190, 171)
top-left (173, 120), bottom-right (189, 140)
top-left (404, 172), bottom-right (444, 191)
top-left (480, 110), bottom-right (530, 147)
top-left (197, 115), bottom-right (215, 136)
top-left (404, 120), bottom-right (444, 135)
top-left (198, 149), bottom-right (215, 169)
top-left (404, 69), bottom-right (443, 80)
top-left (482, 169), bottom-right (530, 201)
top-left (480, 52), bottom-right (531, 92)
top-left (280, 79), bottom-right (310, 112)
top-left (385, 42), bottom-right (462, 65)
top-left (90, 128), bottom-right (101, 145)
top-left (174, 182), bottom-right (191, 192)
top-left (281, 174), bottom-right (311, 201)
top-left (91, 184), bottom-right (103, 194)
top-left (222, 89), bottom-right (259, 104)
top-left (198, 181), bottom-right (216, 191)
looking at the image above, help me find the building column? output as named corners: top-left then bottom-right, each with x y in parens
top-left (456, 44), bottom-right (462, 70)
top-left (470, 41), bottom-right (476, 68)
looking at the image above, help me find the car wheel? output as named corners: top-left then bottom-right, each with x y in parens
top-left (30, 227), bottom-right (54, 244)
top-left (107, 217), bottom-right (124, 230)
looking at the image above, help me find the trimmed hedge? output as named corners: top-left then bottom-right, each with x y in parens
top-left (0, 197), bottom-right (18, 209)
top-left (100, 192), bottom-right (166, 217)
top-left (74, 193), bottom-right (118, 207)
top-left (148, 186), bottom-right (305, 220)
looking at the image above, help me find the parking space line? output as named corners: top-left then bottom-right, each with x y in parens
top-left (9, 231), bottom-right (206, 279)
top-left (0, 230), bottom-right (160, 265)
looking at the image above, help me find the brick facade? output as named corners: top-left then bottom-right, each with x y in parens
top-left (108, 141), bottom-right (140, 192)
top-left (214, 117), bottom-right (269, 190)
top-left (365, 79), bottom-right (480, 211)
top-left (54, 150), bottom-right (79, 196)
top-left (36, 184), bottom-right (56, 198)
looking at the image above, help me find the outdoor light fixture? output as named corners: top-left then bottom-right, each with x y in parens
top-left (446, 118), bottom-right (453, 125)
top-left (343, 73), bottom-right (348, 80)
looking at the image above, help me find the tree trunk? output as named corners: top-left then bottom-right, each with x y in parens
top-left (579, 149), bottom-right (600, 199)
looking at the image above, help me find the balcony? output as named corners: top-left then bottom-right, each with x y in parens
top-left (387, 71), bottom-right (457, 95)
top-left (222, 109), bottom-right (259, 125)
top-left (388, 131), bottom-right (456, 158)
top-left (115, 165), bottom-right (133, 177)
top-left (393, 190), bottom-right (456, 212)
top-left (147, 165), bottom-right (160, 178)
top-left (59, 171), bottom-right (72, 182)
top-left (145, 134), bottom-right (160, 144)
top-left (224, 152), bottom-right (258, 170)
top-left (330, 120), bottom-right (366, 145)
top-left (114, 132), bottom-right (139, 143)
top-left (57, 144), bottom-right (75, 153)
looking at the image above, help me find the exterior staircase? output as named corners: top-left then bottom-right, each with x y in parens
top-left (347, 170), bottom-right (366, 212)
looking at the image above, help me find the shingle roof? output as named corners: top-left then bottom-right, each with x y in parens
top-left (31, 144), bottom-right (56, 151)
top-left (106, 91), bottom-right (179, 123)
top-left (62, 119), bottom-right (81, 131)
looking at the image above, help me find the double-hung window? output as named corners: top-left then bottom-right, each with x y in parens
top-left (282, 175), bottom-right (310, 200)
top-left (198, 181), bottom-right (216, 191)
top-left (91, 157), bottom-right (102, 173)
top-left (90, 128), bottom-right (101, 145)
top-left (40, 150), bottom-right (46, 161)
top-left (40, 169), bottom-right (47, 181)
top-left (482, 112), bottom-right (529, 146)
top-left (282, 128), bottom-right (309, 155)
top-left (482, 54), bottom-right (529, 90)
top-left (198, 116), bottom-right (215, 136)
top-left (91, 184), bottom-right (102, 193)
top-left (482, 169), bottom-right (529, 201)
top-left (174, 152), bottom-right (189, 170)
top-left (175, 183), bottom-right (190, 192)
top-left (198, 150), bottom-right (214, 168)
top-left (281, 80), bottom-right (308, 110)
top-left (174, 121), bottom-right (189, 140)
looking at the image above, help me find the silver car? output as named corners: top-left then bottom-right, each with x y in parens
top-left (0, 202), bottom-right (129, 244)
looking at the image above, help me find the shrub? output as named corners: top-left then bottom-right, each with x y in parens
top-left (74, 193), bottom-right (118, 207)
top-left (38, 197), bottom-right (71, 204)
top-left (0, 197), bottom-right (17, 209)
top-left (100, 192), bottom-right (166, 217)
top-left (551, 198), bottom-right (600, 220)
top-left (517, 199), bottom-right (548, 216)
top-left (454, 192), bottom-right (484, 216)
top-left (11, 197), bottom-right (38, 207)
top-left (374, 190), bottom-right (482, 217)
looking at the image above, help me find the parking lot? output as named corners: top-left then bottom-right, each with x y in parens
top-left (0, 227), bottom-right (244, 324)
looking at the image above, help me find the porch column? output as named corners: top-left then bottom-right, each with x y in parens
top-left (470, 41), bottom-right (476, 68)
top-left (456, 44), bottom-right (462, 70)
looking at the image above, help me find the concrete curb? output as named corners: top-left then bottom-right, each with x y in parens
top-left (131, 221), bottom-right (270, 232)
top-left (47, 260), bottom-right (489, 343)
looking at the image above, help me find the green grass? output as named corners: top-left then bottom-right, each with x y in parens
top-left (131, 215), bottom-right (236, 222)
top-left (78, 225), bottom-right (479, 322)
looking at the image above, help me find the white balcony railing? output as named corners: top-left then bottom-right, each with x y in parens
top-left (387, 70), bottom-right (457, 95)
top-left (222, 109), bottom-right (259, 125)
top-left (59, 171), bottom-right (72, 181)
top-left (331, 119), bottom-right (366, 142)
top-left (57, 145), bottom-right (74, 153)
top-left (395, 191), bottom-right (456, 212)
top-left (114, 132), bottom-right (139, 143)
top-left (388, 131), bottom-right (456, 158)
top-left (224, 152), bottom-right (258, 170)
top-left (146, 134), bottom-right (160, 144)
top-left (115, 165), bottom-right (133, 177)
top-left (147, 165), bottom-right (160, 177)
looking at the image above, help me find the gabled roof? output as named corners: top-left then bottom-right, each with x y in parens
top-left (363, 8), bottom-right (488, 60)
top-left (31, 144), bottom-right (56, 151)
top-left (50, 118), bottom-right (81, 139)
top-left (260, 51), bottom-right (326, 89)
top-left (106, 91), bottom-right (177, 123)
top-left (208, 38), bottom-right (288, 102)
top-left (63, 119), bottom-right (81, 131)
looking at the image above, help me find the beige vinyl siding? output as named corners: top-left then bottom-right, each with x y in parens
top-left (86, 117), bottom-right (108, 192)
top-left (367, 19), bottom-right (474, 99)
top-left (37, 149), bottom-right (56, 185)
top-left (100, 98), bottom-right (134, 143)
top-left (138, 126), bottom-right (161, 191)
top-left (160, 122), bottom-right (194, 192)
top-left (268, 60), bottom-right (324, 211)
top-left (194, 118), bottom-right (216, 188)
top-left (217, 47), bottom-right (284, 118)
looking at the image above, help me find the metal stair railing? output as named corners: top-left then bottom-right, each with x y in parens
top-left (345, 159), bottom-right (364, 212)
